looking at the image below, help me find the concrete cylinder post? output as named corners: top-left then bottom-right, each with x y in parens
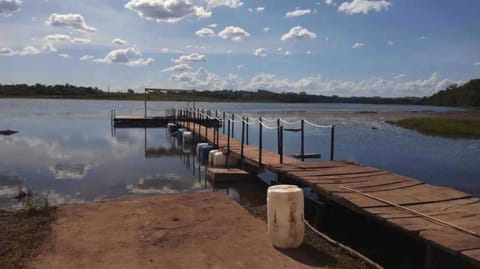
top-left (267, 185), bottom-right (304, 248)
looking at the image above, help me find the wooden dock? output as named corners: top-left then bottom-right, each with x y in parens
top-left (177, 120), bottom-right (480, 267)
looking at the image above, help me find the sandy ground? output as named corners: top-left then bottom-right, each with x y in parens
top-left (31, 192), bottom-right (327, 269)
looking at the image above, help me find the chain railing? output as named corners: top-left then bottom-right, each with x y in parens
top-left (170, 107), bottom-right (336, 165)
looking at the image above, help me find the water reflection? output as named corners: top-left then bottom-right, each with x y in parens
top-left (49, 163), bottom-right (93, 180)
top-left (0, 99), bottom-right (478, 209)
top-left (126, 173), bottom-right (204, 194)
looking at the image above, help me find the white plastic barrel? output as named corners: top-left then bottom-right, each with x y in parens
top-left (209, 150), bottom-right (219, 166)
top-left (212, 152), bottom-right (227, 167)
top-left (196, 143), bottom-right (209, 156)
top-left (267, 185), bottom-right (304, 248)
top-left (183, 131), bottom-right (193, 144)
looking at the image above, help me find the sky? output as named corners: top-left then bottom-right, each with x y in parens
top-left (0, 0), bottom-right (480, 97)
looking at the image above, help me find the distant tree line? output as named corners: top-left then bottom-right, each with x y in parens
top-left (0, 83), bottom-right (103, 96)
top-left (419, 79), bottom-right (480, 107)
top-left (1, 79), bottom-right (479, 106)
top-left (191, 89), bottom-right (421, 104)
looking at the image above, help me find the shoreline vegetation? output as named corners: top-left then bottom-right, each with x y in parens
top-left (388, 117), bottom-right (480, 139)
top-left (1, 78), bottom-right (478, 106)
top-left (0, 206), bottom-right (55, 269)
top-left (0, 83), bottom-right (421, 104)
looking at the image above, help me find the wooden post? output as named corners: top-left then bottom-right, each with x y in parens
top-left (330, 125), bottom-right (335, 161)
top-left (301, 119), bottom-right (305, 162)
top-left (241, 117), bottom-right (245, 159)
top-left (259, 117), bottom-right (263, 166)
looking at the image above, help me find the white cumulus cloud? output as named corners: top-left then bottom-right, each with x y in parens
top-left (172, 52), bottom-right (207, 64)
top-left (263, 27), bottom-right (270, 32)
top-left (95, 46), bottom-right (154, 66)
top-left (206, 0), bottom-right (243, 8)
top-left (71, 38), bottom-right (91, 44)
top-left (0, 0), bottom-right (21, 16)
top-left (166, 68), bottom-right (460, 97)
top-left (58, 53), bottom-right (71, 58)
top-left (338, 0), bottom-right (390, 15)
top-left (253, 48), bottom-right (267, 57)
top-left (80, 55), bottom-right (94, 61)
top-left (195, 27), bottom-right (215, 37)
top-left (285, 9), bottom-right (311, 18)
top-left (208, 23), bottom-right (217, 28)
top-left (281, 26), bottom-right (316, 41)
top-left (125, 0), bottom-right (210, 23)
top-left (0, 43), bottom-right (56, 56)
top-left (112, 38), bottom-right (128, 46)
top-left (171, 67), bottom-right (242, 90)
top-left (44, 34), bottom-right (91, 44)
top-left (47, 13), bottom-right (97, 32)
top-left (352, 42), bottom-right (364, 48)
top-left (44, 34), bottom-right (71, 41)
top-left (218, 26), bottom-right (250, 41)
top-left (161, 63), bottom-right (193, 72)
top-left (256, 7), bottom-right (265, 12)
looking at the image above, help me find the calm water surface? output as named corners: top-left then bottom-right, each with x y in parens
top-left (0, 99), bottom-right (478, 209)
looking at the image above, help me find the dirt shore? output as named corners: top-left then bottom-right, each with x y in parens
top-left (30, 192), bottom-right (329, 269)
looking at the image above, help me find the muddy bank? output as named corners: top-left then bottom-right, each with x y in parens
top-left (30, 192), bottom-right (331, 269)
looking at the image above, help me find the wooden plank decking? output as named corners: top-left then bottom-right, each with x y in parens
top-left (179, 121), bottom-right (480, 267)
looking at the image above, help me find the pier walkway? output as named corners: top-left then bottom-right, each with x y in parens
top-left (176, 116), bottom-right (480, 268)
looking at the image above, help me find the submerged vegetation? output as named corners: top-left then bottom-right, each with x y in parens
top-left (389, 118), bottom-right (480, 139)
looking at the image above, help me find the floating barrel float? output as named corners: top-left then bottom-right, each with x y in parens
top-left (267, 185), bottom-right (304, 248)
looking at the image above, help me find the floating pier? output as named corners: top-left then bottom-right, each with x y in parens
top-left (206, 168), bottom-right (251, 183)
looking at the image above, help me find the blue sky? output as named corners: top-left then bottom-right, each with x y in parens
top-left (1, 0), bottom-right (479, 97)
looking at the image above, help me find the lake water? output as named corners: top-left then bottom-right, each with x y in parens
top-left (1, 98), bottom-right (478, 209)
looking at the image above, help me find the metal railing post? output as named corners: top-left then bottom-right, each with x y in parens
top-left (205, 114), bottom-right (208, 140)
top-left (301, 119), bottom-right (305, 162)
top-left (277, 119), bottom-right (280, 154)
top-left (280, 126), bottom-right (284, 164)
top-left (246, 117), bottom-right (249, 144)
top-left (330, 125), bottom-right (335, 161)
top-left (222, 112), bottom-right (226, 134)
top-left (226, 119), bottom-right (231, 168)
top-left (241, 117), bottom-right (245, 159)
top-left (259, 117), bottom-right (262, 166)
top-left (231, 113), bottom-right (235, 138)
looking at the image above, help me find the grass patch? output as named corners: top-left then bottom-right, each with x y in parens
top-left (0, 207), bottom-right (55, 269)
top-left (389, 118), bottom-right (480, 139)
top-left (0, 190), bottom-right (56, 269)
